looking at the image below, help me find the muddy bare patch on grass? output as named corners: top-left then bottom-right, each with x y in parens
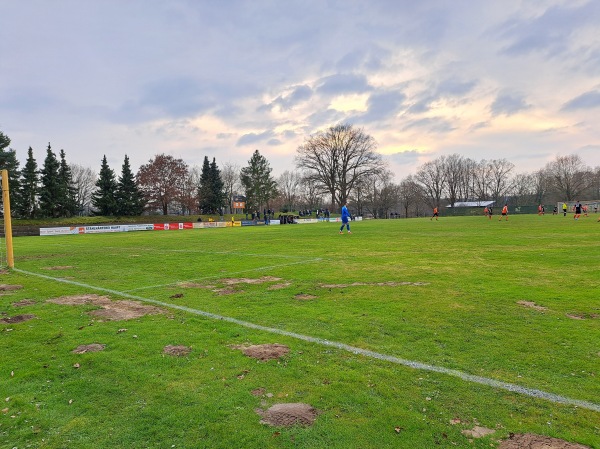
top-left (47, 294), bottom-right (163, 321)
top-left (0, 284), bottom-right (23, 292)
top-left (268, 282), bottom-right (292, 290)
top-left (1, 314), bottom-right (36, 324)
top-left (294, 294), bottom-right (317, 300)
top-left (566, 313), bottom-right (598, 320)
top-left (517, 300), bottom-right (548, 311)
top-left (163, 345), bottom-right (192, 357)
top-left (213, 288), bottom-right (239, 295)
top-left (461, 426), bottom-right (495, 438)
top-left (72, 344), bottom-right (105, 354)
top-left (221, 276), bottom-right (282, 285)
top-left (319, 281), bottom-right (429, 288)
top-left (499, 433), bottom-right (591, 449)
top-left (178, 282), bottom-right (216, 289)
top-left (232, 343), bottom-right (290, 361)
top-left (256, 403), bottom-right (319, 427)
top-left (12, 299), bottom-right (37, 307)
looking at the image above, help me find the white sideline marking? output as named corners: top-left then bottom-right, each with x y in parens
top-left (123, 257), bottom-right (323, 292)
top-left (14, 268), bottom-right (600, 414)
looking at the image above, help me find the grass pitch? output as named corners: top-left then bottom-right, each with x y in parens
top-left (1, 215), bottom-right (599, 448)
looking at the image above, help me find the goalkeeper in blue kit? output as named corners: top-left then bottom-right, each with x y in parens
top-left (339, 202), bottom-right (352, 234)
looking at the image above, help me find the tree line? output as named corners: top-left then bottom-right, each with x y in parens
top-left (2, 126), bottom-right (599, 219)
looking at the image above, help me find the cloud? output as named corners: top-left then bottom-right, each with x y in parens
top-left (266, 85), bottom-right (313, 111)
top-left (316, 73), bottom-right (372, 95)
top-left (496, 2), bottom-right (600, 57)
top-left (436, 78), bottom-right (478, 97)
top-left (387, 150), bottom-right (422, 166)
top-left (236, 130), bottom-right (275, 146)
top-left (490, 92), bottom-right (531, 116)
top-left (561, 90), bottom-right (600, 111)
top-left (402, 117), bottom-right (456, 134)
top-left (353, 91), bottom-right (406, 123)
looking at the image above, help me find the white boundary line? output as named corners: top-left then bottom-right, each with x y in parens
top-left (13, 268), bottom-right (600, 414)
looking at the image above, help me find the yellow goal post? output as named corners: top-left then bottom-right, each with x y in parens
top-left (1, 169), bottom-right (15, 269)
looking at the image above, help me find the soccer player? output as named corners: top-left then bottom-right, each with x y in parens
top-left (573, 201), bottom-right (582, 220)
top-left (562, 202), bottom-right (568, 217)
top-left (430, 206), bottom-right (439, 221)
top-left (499, 203), bottom-right (508, 221)
top-left (339, 202), bottom-right (352, 234)
top-left (483, 206), bottom-right (489, 218)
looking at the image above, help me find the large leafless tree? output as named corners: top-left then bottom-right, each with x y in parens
top-left (277, 170), bottom-right (301, 211)
top-left (415, 158), bottom-right (446, 208)
top-left (295, 123), bottom-right (385, 208)
top-left (70, 164), bottom-right (97, 215)
top-left (545, 154), bottom-right (592, 201)
top-left (221, 162), bottom-right (240, 213)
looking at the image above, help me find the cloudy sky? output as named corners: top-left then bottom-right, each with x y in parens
top-left (1, 0), bottom-right (599, 180)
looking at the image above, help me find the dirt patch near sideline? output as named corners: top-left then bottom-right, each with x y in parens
top-left (1, 314), bottom-right (36, 324)
top-left (294, 294), bottom-right (317, 300)
top-left (72, 343), bottom-right (106, 354)
top-left (221, 276), bottom-right (282, 285)
top-left (0, 284), bottom-right (23, 292)
top-left (47, 294), bottom-right (164, 321)
top-left (517, 300), bottom-right (548, 311)
top-left (178, 282), bottom-right (216, 289)
top-left (233, 343), bottom-right (290, 361)
top-left (566, 313), bottom-right (598, 320)
top-left (461, 426), bottom-right (495, 438)
top-left (319, 281), bottom-right (429, 288)
top-left (163, 345), bottom-right (192, 357)
top-left (12, 299), bottom-right (37, 307)
top-left (499, 433), bottom-right (591, 449)
top-left (256, 403), bottom-right (319, 427)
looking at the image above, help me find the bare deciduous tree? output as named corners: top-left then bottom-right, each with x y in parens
top-left (545, 154), bottom-right (592, 201)
top-left (71, 164), bottom-right (97, 215)
top-left (295, 123), bottom-right (385, 208)
top-left (416, 157), bottom-right (446, 208)
top-left (398, 175), bottom-right (424, 218)
top-left (487, 158), bottom-right (515, 204)
top-left (278, 170), bottom-right (301, 211)
top-left (221, 162), bottom-right (240, 213)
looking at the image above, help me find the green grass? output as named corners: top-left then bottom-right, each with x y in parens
top-left (1, 215), bottom-right (599, 448)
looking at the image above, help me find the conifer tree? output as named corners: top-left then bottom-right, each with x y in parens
top-left (0, 131), bottom-right (21, 213)
top-left (18, 147), bottom-right (39, 218)
top-left (240, 150), bottom-right (278, 213)
top-left (116, 155), bottom-right (145, 215)
top-left (198, 156), bottom-right (214, 214)
top-left (39, 143), bottom-right (61, 217)
top-left (57, 149), bottom-right (78, 217)
top-left (209, 157), bottom-right (226, 214)
top-left (91, 155), bottom-right (118, 216)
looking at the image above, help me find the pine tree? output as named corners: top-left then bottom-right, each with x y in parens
top-left (18, 147), bottom-right (39, 218)
top-left (57, 149), bottom-right (78, 217)
top-left (116, 155), bottom-right (145, 215)
top-left (198, 156), bottom-right (214, 214)
top-left (0, 132), bottom-right (21, 213)
top-left (209, 157), bottom-right (226, 214)
top-left (91, 155), bottom-right (118, 216)
top-left (240, 150), bottom-right (278, 213)
top-left (39, 143), bottom-right (61, 218)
